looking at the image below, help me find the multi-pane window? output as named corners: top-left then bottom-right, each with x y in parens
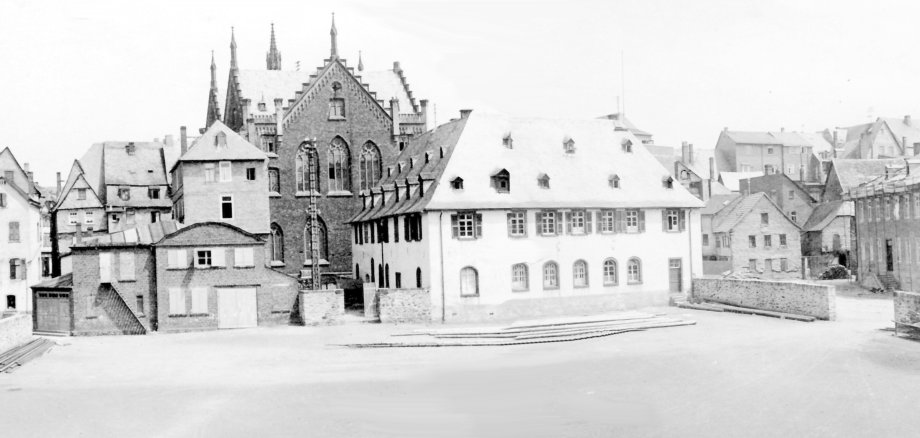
top-left (627, 258), bottom-right (641, 283)
top-left (722, 234), bottom-right (731, 248)
top-left (573, 260), bottom-right (588, 287)
top-left (452, 212), bottom-right (477, 239)
top-left (780, 234), bottom-right (787, 247)
top-left (569, 210), bottom-right (586, 234)
top-left (270, 224), bottom-right (284, 263)
top-left (8, 221), bottom-right (19, 242)
top-left (196, 250), bottom-right (212, 268)
top-left (749, 235), bottom-right (756, 248)
top-left (540, 211), bottom-right (557, 235)
top-left (221, 195), bottom-right (233, 219)
top-left (296, 148), bottom-right (320, 192)
top-left (625, 209), bottom-right (639, 232)
top-left (764, 235), bottom-right (772, 248)
top-left (790, 211), bottom-right (797, 223)
top-left (702, 234), bottom-right (709, 246)
top-left (329, 98), bottom-right (346, 119)
top-left (511, 263), bottom-right (528, 291)
top-left (507, 211), bottom-right (527, 237)
top-left (543, 262), bottom-right (559, 289)
top-left (359, 142), bottom-right (382, 191)
top-left (268, 168), bottom-right (280, 193)
top-left (780, 258), bottom-right (789, 271)
top-left (77, 188), bottom-right (87, 200)
top-left (204, 163), bottom-right (215, 183)
top-left (666, 209), bottom-right (680, 231)
top-left (603, 259), bottom-right (617, 285)
top-left (219, 161), bottom-right (232, 182)
top-left (600, 210), bottom-right (615, 233)
top-left (84, 211), bottom-right (94, 225)
top-left (327, 137), bottom-right (351, 192)
top-left (246, 168), bottom-right (256, 181)
top-left (460, 267), bottom-right (478, 296)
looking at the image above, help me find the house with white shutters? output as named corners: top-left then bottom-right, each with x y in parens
top-left (349, 110), bottom-right (704, 322)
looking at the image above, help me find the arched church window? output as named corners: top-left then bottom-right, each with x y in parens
top-left (359, 142), bottom-right (382, 191)
top-left (327, 137), bottom-right (351, 192)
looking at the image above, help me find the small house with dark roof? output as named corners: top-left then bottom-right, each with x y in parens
top-left (350, 110), bottom-right (704, 322)
top-left (822, 158), bottom-right (905, 201)
top-left (707, 192), bottom-right (802, 279)
top-left (801, 200), bottom-right (855, 269)
top-left (739, 173), bottom-right (816, 226)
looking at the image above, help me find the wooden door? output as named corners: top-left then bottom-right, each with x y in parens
top-left (668, 258), bottom-right (682, 292)
top-left (886, 239), bottom-right (894, 272)
top-left (35, 292), bottom-right (71, 333)
top-left (217, 288), bottom-right (257, 329)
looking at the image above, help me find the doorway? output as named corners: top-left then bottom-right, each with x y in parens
top-left (668, 258), bottom-right (682, 292)
top-left (886, 239), bottom-right (894, 272)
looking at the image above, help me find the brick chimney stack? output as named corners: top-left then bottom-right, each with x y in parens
top-left (180, 126), bottom-right (188, 156)
top-left (56, 172), bottom-right (62, 195)
top-left (390, 98), bottom-right (400, 137)
top-left (905, 115), bottom-right (912, 126)
top-left (420, 99), bottom-right (431, 132)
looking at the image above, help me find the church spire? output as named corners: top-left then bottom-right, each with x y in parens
top-left (330, 13), bottom-right (338, 59)
top-left (230, 27), bottom-right (238, 70)
top-left (266, 23), bottom-right (282, 70)
top-left (210, 50), bottom-right (217, 88)
top-left (206, 50), bottom-right (222, 128)
top-left (358, 50), bottom-right (364, 71)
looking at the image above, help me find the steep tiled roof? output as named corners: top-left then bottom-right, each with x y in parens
top-left (236, 69), bottom-right (309, 116)
top-left (102, 142), bottom-right (167, 187)
top-left (702, 194), bottom-right (741, 215)
top-left (712, 192), bottom-right (798, 233)
top-left (829, 159), bottom-right (903, 192)
top-left (177, 121), bottom-right (267, 165)
top-left (724, 131), bottom-right (782, 145)
top-left (719, 171), bottom-right (764, 191)
top-left (359, 67), bottom-right (416, 113)
top-left (802, 201), bottom-right (847, 232)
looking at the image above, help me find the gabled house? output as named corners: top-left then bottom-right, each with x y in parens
top-left (349, 110), bottom-right (704, 322)
top-left (822, 158), bottom-right (905, 201)
top-left (673, 141), bottom-right (730, 201)
top-left (839, 116), bottom-right (920, 159)
top-left (801, 200), bottom-right (855, 269)
top-left (738, 173), bottom-right (816, 226)
top-left (700, 193), bottom-right (740, 274)
top-left (170, 121), bottom-right (269, 236)
top-left (714, 129), bottom-right (832, 182)
top-left (0, 147), bottom-right (43, 313)
top-left (707, 192), bottom-right (802, 279)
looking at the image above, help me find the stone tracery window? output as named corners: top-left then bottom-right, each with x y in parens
top-left (327, 137), bottom-right (351, 192)
top-left (295, 146), bottom-right (320, 193)
top-left (359, 142), bottom-right (382, 191)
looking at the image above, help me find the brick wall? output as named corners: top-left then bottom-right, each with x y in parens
top-left (0, 313), bottom-right (32, 354)
top-left (728, 199), bottom-right (802, 279)
top-left (378, 288), bottom-right (430, 323)
top-left (271, 62), bottom-right (399, 279)
top-left (691, 277), bottom-right (836, 320)
top-left (70, 247), bottom-right (153, 335)
top-left (853, 193), bottom-right (920, 292)
top-left (177, 159), bottom-right (270, 235)
top-left (299, 289), bottom-right (344, 325)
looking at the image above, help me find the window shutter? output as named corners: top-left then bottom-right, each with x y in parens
top-left (638, 210), bottom-right (646, 232)
top-left (662, 210), bottom-right (668, 231)
top-left (167, 249), bottom-right (177, 268)
top-left (168, 288), bottom-right (185, 315)
top-left (234, 248), bottom-right (244, 267)
top-left (212, 248), bottom-right (226, 267)
top-left (393, 217), bottom-right (399, 242)
top-left (506, 212), bottom-right (514, 237)
top-left (119, 252), bottom-right (135, 281)
top-left (565, 211), bottom-right (572, 234)
top-left (615, 210), bottom-right (624, 233)
top-left (0, 193), bottom-right (5, 207)
top-left (404, 216), bottom-right (411, 240)
top-left (417, 215), bottom-right (423, 240)
top-left (450, 214), bottom-right (458, 238)
top-left (679, 210), bottom-right (687, 231)
top-left (594, 211), bottom-right (601, 231)
top-left (583, 210), bottom-right (592, 234)
top-left (555, 211), bottom-right (563, 235)
top-left (475, 213), bottom-right (483, 238)
top-left (191, 287), bottom-right (208, 314)
top-left (535, 211), bottom-right (542, 236)
top-left (178, 249), bottom-right (188, 268)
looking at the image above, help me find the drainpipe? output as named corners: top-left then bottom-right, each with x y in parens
top-left (439, 211), bottom-right (446, 323)
top-left (687, 209), bottom-right (694, 294)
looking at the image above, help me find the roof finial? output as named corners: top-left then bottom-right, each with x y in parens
top-left (230, 27), bottom-right (238, 70)
top-left (210, 50), bottom-right (217, 88)
top-left (330, 13), bottom-right (338, 59)
top-left (358, 50), bottom-right (364, 71)
top-left (266, 22), bottom-right (282, 70)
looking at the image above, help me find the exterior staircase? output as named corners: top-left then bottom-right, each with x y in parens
top-left (877, 273), bottom-right (901, 292)
top-left (99, 282), bottom-right (148, 335)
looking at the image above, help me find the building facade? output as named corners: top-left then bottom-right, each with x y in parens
top-left (350, 111), bottom-right (704, 322)
top-left (0, 147), bottom-right (43, 313)
top-left (738, 173), bottom-right (815, 226)
top-left (839, 116), bottom-right (920, 159)
top-left (714, 130), bottom-right (832, 182)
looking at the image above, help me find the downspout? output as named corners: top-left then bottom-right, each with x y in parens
top-left (687, 209), bottom-right (694, 295)
top-left (438, 211), bottom-right (446, 323)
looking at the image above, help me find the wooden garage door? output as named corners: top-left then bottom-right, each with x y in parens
top-left (217, 288), bottom-right (257, 329)
top-left (35, 292), bottom-right (71, 333)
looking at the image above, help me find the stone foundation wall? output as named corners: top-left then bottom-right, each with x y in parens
top-left (378, 288), bottom-right (430, 323)
top-left (442, 290), bottom-right (667, 323)
top-left (300, 289), bottom-right (344, 326)
top-left (691, 277), bottom-right (836, 320)
top-left (0, 313), bottom-right (32, 354)
top-left (894, 291), bottom-right (920, 336)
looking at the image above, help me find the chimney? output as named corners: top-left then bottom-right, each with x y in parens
top-left (688, 143), bottom-right (694, 164)
top-left (23, 162), bottom-right (29, 172)
top-left (903, 136), bottom-right (908, 154)
top-left (75, 223), bottom-right (83, 245)
top-left (905, 115), bottom-right (912, 126)
top-left (180, 126), bottom-right (188, 156)
top-left (274, 98), bottom-right (284, 138)
top-left (780, 127), bottom-right (785, 132)
top-left (460, 109), bottom-right (473, 119)
top-left (420, 99), bottom-right (431, 131)
top-left (164, 134), bottom-right (175, 148)
top-left (914, 142), bottom-right (920, 156)
top-left (709, 157), bottom-right (716, 181)
top-left (393, 61), bottom-right (401, 73)
top-left (126, 142), bottom-right (136, 155)
top-left (799, 165), bottom-right (805, 182)
top-left (390, 98), bottom-right (400, 137)
top-left (681, 141), bottom-right (689, 163)
top-left (56, 172), bottom-right (62, 195)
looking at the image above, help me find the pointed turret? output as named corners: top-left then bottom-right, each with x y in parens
top-left (230, 27), bottom-right (238, 71)
top-left (206, 51), bottom-right (222, 128)
top-left (358, 50), bottom-right (364, 71)
top-left (266, 23), bottom-right (282, 70)
top-left (210, 51), bottom-right (218, 88)
top-left (330, 13), bottom-right (338, 59)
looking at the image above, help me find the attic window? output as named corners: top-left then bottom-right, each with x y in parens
top-left (662, 176), bottom-right (674, 189)
top-left (609, 175), bottom-right (620, 188)
top-left (538, 174), bottom-right (550, 189)
top-left (125, 143), bottom-right (136, 155)
top-left (491, 169), bottom-right (510, 193)
top-left (258, 102), bottom-right (267, 112)
top-left (621, 138), bottom-right (633, 153)
top-left (440, 147), bottom-right (446, 158)
top-left (450, 177), bottom-right (464, 190)
top-left (214, 132), bottom-right (227, 148)
top-left (387, 167), bottom-right (393, 177)
top-left (425, 152), bottom-right (431, 164)
top-left (118, 187), bottom-right (130, 201)
top-left (503, 134), bottom-right (513, 149)
top-left (399, 141), bottom-right (406, 151)
top-left (563, 138), bottom-right (575, 154)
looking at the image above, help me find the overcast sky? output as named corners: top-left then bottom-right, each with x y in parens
top-left (2, 0), bottom-right (920, 186)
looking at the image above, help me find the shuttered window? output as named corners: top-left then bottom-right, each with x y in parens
top-left (168, 288), bottom-right (186, 315)
top-left (234, 248), bottom-right (254, 267)
top-left (191, 287), bottom-right (208, 314)
top-left (167, 249), bottom-right (188, 269)
top-left (119, 252), bottom-right (136, 281)
top-left (450, 212), bottom-right (482, 239)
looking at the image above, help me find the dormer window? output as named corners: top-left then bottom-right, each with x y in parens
top-left (440, 147), bottom-right (446, 158)
top-left (491, 169), bottom-right (510, 193)
top-left (450, 177), bottom-right (464, 190)
top-left (621, 138), bottom-right (633, 153)
top-left (258, 102), bottom-right (267, 112)
top-left (125, 143), bottom-right (136, 155)
top-left (503, 134), bottom-right (513, 149)
top-left (609, 174), bottom-right (620, 188)
top-left (662, 176), bottom-right (674, 189)
top-left (538, 174), bottom-right (550, 189)
top-left (424, 152), bottom-right (431, 164)
top-left (214, 132), bottom-right (227, 148)
top-left (387, 167), bottom-right (393, 177)
top-left (563, 138), bottom-right (575, 154)
top-left (118, 187), bottom-right (130, 201)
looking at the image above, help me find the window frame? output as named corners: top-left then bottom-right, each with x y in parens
top-left (626, 258), bottom-right (642, 284)
top-left (220, 195), bottom-right (233, 219)
top-left (511, 263), bottom-right (529, 291)
top-left (542, 261), bottom-right (559, 290)
top-left (572, 260), bottom-right (588, 288)
top-left (603, 258), bottom-right (618, 286)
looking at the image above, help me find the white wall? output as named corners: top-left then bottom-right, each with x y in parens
top-left (0, 183), bottom-right (43, 312)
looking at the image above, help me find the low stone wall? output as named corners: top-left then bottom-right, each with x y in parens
top-left (363, 283), bottom-right (379, 319)
top-left (894, 291), bottom-right (920, 337)
top-left (299, 289), bottom-right (344, 326)
top-left (0, 313), bottom-right (33, 354)
top-left (691, 277), bottom-right (836, 320)
top-left (378, 289), bottom-right (431, 324)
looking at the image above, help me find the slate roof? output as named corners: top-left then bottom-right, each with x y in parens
top-left (102, 142), bottom-right (168, 186)
top-left (829, 159), bottom-right (903, 192)
top-left (31, 273), bottom-right (73, 290)
top-left (719, 171), bottom-right (764, 191)
top-left (802, 200), bottom-right (847, 232)
top-left (236, 69), bottom-right (310, 116)
top-left (597, 113), bottom-right (653, 137)
top-left (176, 121), bottom-right (267, 166)
top-left (724, 131), bottom-right (832, 154)
top-left (724, 131), bottom-right (782, 145)
top-left (359, 68), bottom-right (416, 112)
top-left (702, 193), bottom-right (741, 215)
top-left (79, 220), bottom-right (182, 246)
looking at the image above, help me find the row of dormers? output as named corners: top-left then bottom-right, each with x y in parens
top-left (499, 134), bottom-right (635, 154)
top-left (443, 172), bottom-right (670, 193)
